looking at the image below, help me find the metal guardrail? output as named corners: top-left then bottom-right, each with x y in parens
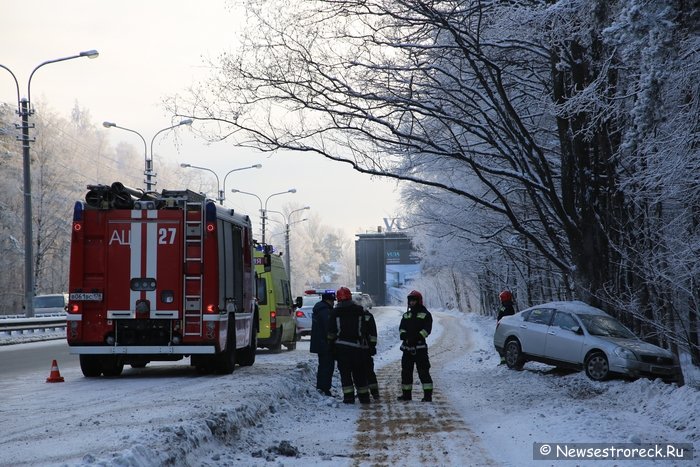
top-left (0, 315), bottom-right (67, 333)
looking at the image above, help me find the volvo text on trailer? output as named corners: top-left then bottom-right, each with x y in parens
top-left (66, 182), bottom-right (258, 376)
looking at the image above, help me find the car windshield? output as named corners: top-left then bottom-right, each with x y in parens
top-left (577, 314), bottom-right (636, 339)
top-left (32, 296), bottom-right (65, 308)
top-left (302, 295), bottom-right (321, 307)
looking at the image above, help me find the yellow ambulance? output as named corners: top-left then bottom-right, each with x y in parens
top-left (254, 249), bottom-right (297, 352)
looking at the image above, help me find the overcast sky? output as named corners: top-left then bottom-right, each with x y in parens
top-left (0, 0), bottom-right (402, 236)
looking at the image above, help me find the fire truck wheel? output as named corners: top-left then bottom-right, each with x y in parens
top-left (79, 355), bottom-right (102, 377)
top-left (237, 322), bottom-right (257, 367)
top-left (101, 357), bottom-right (124, 377)
top-left (213, 315), bottom-right (237, 374)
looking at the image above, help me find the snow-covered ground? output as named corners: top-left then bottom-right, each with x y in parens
top-left (1, 307), bottom-right (697, 466)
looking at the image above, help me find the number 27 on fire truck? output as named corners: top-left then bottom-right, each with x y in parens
top-left (66, 182), bottom-right (258, 376)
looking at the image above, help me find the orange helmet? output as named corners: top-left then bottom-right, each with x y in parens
top-left (336, 287), bottom-right (352, 301)
top-left (499, 290), bottom-right (513, 303)
top-left (407, 290), bottom-right (423, 305)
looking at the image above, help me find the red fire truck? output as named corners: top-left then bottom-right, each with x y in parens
top-left (66, 182), bottom-right (258, 376)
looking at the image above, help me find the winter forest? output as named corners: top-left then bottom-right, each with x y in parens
top-left (2, 1), bottom-right (699, 377)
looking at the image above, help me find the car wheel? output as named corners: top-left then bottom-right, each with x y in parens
top-left (585, 351), bottom-right (609, 381)
top-left (505, 339), bottom-right (525, 370)
top-left (269, 328), bottom-right (283, 353)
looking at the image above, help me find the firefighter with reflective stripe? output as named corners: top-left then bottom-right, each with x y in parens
top-left (398, 290), bottom-right (433, 402)
top-left (362, 307), bottom-right (379, 400)
top-left (327, 286), bottom-right (371, 404)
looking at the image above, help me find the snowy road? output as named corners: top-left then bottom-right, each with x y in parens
top-left (354, 313), bottom-right (496, 465)
top-left (1, 306), bottom-right (697, 466)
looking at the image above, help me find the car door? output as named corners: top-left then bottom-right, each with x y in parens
top-left (518, 308), bottom-right (554, 356)
top-left (543, 311), bottom-right (585, 364)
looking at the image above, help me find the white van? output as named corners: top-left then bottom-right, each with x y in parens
top-left (32, 294), bottom-right (68, 315)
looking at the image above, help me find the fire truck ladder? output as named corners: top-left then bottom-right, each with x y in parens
top-left (183, 200), bottom-right (204, 336)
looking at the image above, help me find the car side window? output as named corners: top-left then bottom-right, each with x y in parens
top-left (551, 311), bottom-right (579, 331)
top-left (525, 308), bottom-right (553, 325)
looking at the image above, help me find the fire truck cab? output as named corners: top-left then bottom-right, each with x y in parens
top-left (67, 182), bottom-right (257, 376)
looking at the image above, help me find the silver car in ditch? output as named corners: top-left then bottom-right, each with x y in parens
top-left (493, 301), bottom-right (681, 382)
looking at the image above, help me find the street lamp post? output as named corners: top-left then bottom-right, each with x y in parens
top-left (180, 163), bottom-right (262, 205)
top-left (1, 49), bottom-right (99, 317)
top-left (103, 118), bottom-right (193, 191)
top-left (268, 206), bottom-right (310, 286)
top-left (230, 188), bottom-right (297, 244)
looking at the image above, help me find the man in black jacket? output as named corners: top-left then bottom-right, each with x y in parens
top-left (398, 290), bottom-right (433, 402)
top-left (362, 307), bottom-right (379, 400)
top-left (328, 287), bottom-right (371, 404)
top-left (310, 292), bottom-right (335, 396)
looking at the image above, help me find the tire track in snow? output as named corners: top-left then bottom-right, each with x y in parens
top-left (352, 313), bottom-right (497, 466)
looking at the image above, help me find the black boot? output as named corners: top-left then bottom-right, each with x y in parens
top-left (371, 389), bottom-right (380, 400)
top-left (397, 390), bottom-right (412, 401)
top-left (421, 390), bottom-right (432, 402)
top-left (343, 396), bottom-right (355, 404)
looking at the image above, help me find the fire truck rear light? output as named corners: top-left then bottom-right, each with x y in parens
top-left (73, 223), bottom-right (82, 231)
top-left (161, 291), bottom-right (174, 303)
top-left (206, 304), bottom-right (216, 313)
top-left (206, 223), bottom-right (215, 232)
top-left (295, 310), bottom-right (304, 318)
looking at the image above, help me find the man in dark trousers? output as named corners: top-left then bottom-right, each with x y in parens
top-left (310, 292), bottom-right (335, 396)
top-left (362, 306), bottom-right (379, 400)
top-left (327, 287), bottom-right (371, 404)
top-left (398, 290), bottom-right (434, 402)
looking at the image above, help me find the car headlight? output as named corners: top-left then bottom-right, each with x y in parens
top-left (613, 347), bottom-right (638, 360)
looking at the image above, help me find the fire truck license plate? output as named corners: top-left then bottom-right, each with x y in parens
top-left (69, 293), bottom-right (103, 301)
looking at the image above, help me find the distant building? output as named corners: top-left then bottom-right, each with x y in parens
top-left (355, 229), bottom-right (421, 306)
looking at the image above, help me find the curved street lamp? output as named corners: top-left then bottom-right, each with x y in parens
top-left (103, 118), bottom-right (193, 191)
top-left (1, 49), bottom-right (99, 317)
top-left (180, 163), bottom-right (262, 204)
top-left (230, 188), bottom-right (297, 244)
top-left (267, 206), bottom-right (310, 283)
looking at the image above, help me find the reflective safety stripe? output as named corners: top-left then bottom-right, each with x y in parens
top-left (369, 336), bottom-right (377, 343)
top-left (369, 383), bottom-right (379, 390)
top-left (422, 383), bottom-right (433, 390)
top-left (327, 333), bottom-right (336, 340)
top-left (403, 312), bottom-right (410, 319)
top-left (337, 339), bottom-right (363, 348)
top-left (417, 312), bottom-right (427, 319)
top-left (357, 386), bottom-right (369, 394)
top-left (343, 386), bottom-right (355, 394)
top-left (419, 329), bottom-right (429, 338)
top-left (401, 384), bottom-right (413, 391)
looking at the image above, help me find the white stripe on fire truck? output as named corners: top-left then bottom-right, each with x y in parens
top-left (131, 210), bottom-right (143, 307)
top-left (146, 210), bottom-right (158, 306)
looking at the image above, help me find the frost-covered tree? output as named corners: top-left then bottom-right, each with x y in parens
top-left (165, 0), bottom-right (698, 367)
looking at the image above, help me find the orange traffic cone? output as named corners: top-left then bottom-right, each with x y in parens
top-left (46, 359), bottom-right (65, 383)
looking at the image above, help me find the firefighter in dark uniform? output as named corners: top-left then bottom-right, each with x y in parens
top-left (497, 289), bottom-right (515, 365)
top-left (362, 306), bottom-right (379, 400)
top-left (310, 292), bottom-right (336, 396)
top-left (497, 289), bottom-right (515, 321)
top-left (398, 290), bottom-right (433, 402)
top-left (327, 287), bottom-right (371, 404)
